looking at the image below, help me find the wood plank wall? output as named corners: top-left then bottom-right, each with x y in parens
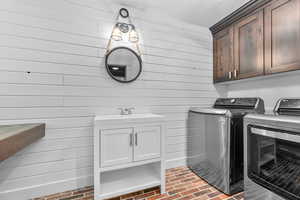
top-left (0, 0), bottom-right (220, 199)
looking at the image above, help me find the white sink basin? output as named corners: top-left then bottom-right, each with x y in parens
top-left (94, 113), bottom-right (164, 121)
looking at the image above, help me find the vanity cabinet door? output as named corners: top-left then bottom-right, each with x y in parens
top-left (265, 0), bottom-right (300, 74)
top-left (133, 126), bottom-right (161, 161)
top-left (213, 26), bottom-right (234, 83)
top-left (100, 128), bottom-right (133, 167)
top-left (234, 10), bottom-right (264, 79)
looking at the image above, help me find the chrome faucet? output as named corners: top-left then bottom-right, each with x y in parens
top-left (118, 107), bottom-right (135, 115)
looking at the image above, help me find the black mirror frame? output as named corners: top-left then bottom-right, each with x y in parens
top-left (105, 46), bottom-right (142, 83)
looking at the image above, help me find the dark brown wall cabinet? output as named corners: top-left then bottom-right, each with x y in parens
top-left (265, 0), bottom-right (300, 74)
top-left (210, 0), bottom-right (300, 83)
top-left (213, 27), bottom-right (234, 82)
top-left (234, 10), bottom-right (264, 79)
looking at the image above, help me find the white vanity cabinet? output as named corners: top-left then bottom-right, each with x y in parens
top-left (94, 114), bottom-right (166, 200)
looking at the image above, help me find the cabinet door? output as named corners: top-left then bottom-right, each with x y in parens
top-left (133, 126), bottom-right (161, 161)
top-left (213, 27), bottom-right (234, 83)
top-left (100, 128), bottom-right (133, 167)
top-left (265, 0), bottom-right (300, 74)
top-left (234, 11), bottom-right (264, 79)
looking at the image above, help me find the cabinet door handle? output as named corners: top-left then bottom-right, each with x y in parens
top-left (234, 69), bottom-right (238, 79)
top-left (228, 71), bottom-right (232, 79)
top-left (130, 133), bottom-right (133, 146)
top-left (135, 133), bottom-right (138, 146)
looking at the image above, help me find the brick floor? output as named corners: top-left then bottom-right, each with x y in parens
top-left (33, 167), bottom-right (244, 200)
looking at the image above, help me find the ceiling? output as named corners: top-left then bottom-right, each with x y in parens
top-left (108, 0), bottom-right (250, 27)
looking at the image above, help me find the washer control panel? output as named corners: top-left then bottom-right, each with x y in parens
top-left (214, 98), bottom-right (259, 108)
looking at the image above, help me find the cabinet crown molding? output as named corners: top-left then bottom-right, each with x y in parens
top-left (210, 0), bottom-right (271, 34)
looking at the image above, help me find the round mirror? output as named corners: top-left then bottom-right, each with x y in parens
top-left (105, 47), bottom-right (142, 83)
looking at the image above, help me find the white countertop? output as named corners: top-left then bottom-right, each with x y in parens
top-left (94, 113), bottom-right (164, 121)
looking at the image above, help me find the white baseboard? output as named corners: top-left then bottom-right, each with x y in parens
top-left (165, 154), bottom-right (205, 169)
top-left (166, 157), bottom-right (187, 169)
top-left (0, 176), bottom-right (93, 200)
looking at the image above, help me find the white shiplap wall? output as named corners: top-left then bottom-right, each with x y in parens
top-left (0, 0), bottom-right (219, 199)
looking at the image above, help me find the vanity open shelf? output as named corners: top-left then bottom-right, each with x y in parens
top-left (99, 162), bottom-right (161, 199)
top-left (94, 114), bottom-right (166, 200)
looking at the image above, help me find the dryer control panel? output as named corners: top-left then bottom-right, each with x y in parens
top-left (275, 98), bottom-right (300, 115)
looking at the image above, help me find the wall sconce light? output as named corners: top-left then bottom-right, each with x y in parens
top-left (111, 25), bottom-right (122, 41)
top-left (129, 26), bottom-right (139, 43)
top-left (110, 8), bottom-right (139, 43)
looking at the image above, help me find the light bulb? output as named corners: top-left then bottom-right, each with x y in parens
top-left (111, 26), bottom-right (122, 41)
top-left (129, 28), bottom-right (139, 43)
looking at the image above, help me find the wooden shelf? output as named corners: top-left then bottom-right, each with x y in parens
top-left (99, 164), bottom-right (161, 199)
top-left (0, 124), bottom-right (45, 161)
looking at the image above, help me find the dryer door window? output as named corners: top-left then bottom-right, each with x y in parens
top-left (247, 125), bottom-right (300, 200)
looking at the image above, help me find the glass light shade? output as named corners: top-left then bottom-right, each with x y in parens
top-left (111, 26), bottom-right (122, 41)
top-left (119, 23), bottom-right (129, 33)
top-left (129, 28), bottom-right (139, 43)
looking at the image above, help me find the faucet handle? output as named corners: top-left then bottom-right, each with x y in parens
top-left (118, 108), bottom-right (125, 115)
top-left (127, 107), bottom-right (135, 114)
top-left (118, 107), bottom-right (134, 115)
